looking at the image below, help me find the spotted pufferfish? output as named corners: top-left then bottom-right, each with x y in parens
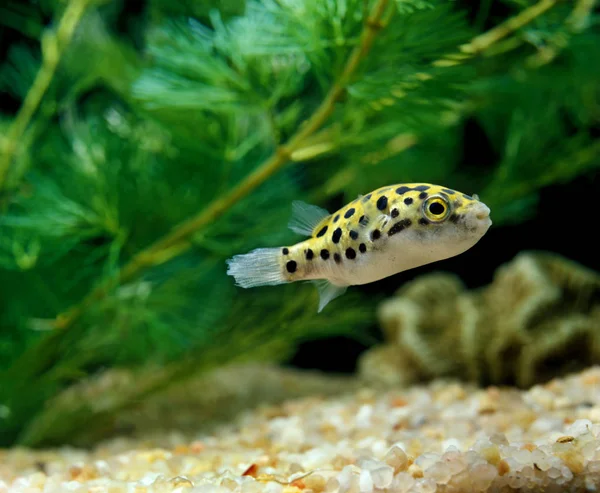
top-left (226, 183), bottom-right (492, 312)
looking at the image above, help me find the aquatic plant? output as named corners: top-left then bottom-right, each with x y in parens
top-left (359, 251), bottom-right (600, 388)
top-left (0, 0), bottom-right (598, 446)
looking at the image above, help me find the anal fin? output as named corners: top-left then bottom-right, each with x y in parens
top-left (312, 279), bottom-right (348, 312)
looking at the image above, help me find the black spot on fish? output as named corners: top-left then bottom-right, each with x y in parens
top-left (414, 185), bottom-right (430, 191)
top-left (282, 248), bottom-right (289, 255)
top-left (396, 186), bottom-right (411, 195)
top-left (404, 197), bottom-right (413, 205)
top-left (376, 196), bottom-right (388, 211)
top-left (449, 213), bottom-right (460, 223)
top-left (388, 219), bottom-right (411, 236)
top-left (391, 208), bottom-right (399, 218)
top-left (388, 223), bottom-right (404, 236)
top-left (333, 214), bottom-right (340, 223)
top-left (346, 247), bottom-right (356, 259)
top-left (419, 218), bottom-right (429, 225)
top-left (344, 208), bottom-right (356, 219)
top-left (286, 260), bottom-right (297, 273)
top-left (332, 227), bottom-right (342, 244)
top-left (371, 229), bottom-right (381, 241)
top-left (316, 225), bottom-right (328, 237)
top-left (442, 188), bottom-right (455, 195)
top-left (334, 253), bottom-right (341, 263)
top-left (306, 249), bottom-right (314, 260)
top-left (320, 249), bottom-right (330, 260)
top-left (349, 230), bottom-right (359, 240)
top-left (359, 243), bottom-right (367, 253)
top-left (419, 192), bottom-right (428, 200)
top-left (362, 194), bottom-right (372, 202)
top-left (359, 215), bottom-right (368, 226)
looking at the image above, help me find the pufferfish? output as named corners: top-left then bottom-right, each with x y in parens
top-left (226, 183), bottom-right (492, 312)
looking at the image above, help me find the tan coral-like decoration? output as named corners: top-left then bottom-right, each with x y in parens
top-left (358, 251), bottom-right (600, 388)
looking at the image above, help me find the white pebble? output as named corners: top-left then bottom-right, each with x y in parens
top-left (565, 419), bottom-right (593, 437)
top-left (263, 482), bottom-right (283, 493)
top-left (530, 417), bottom-right (563, 434)
top-left (241, 480), bottom-right (265, 493)
top-left (384, 445), bottom-right (408, 472)
top-left (359, 469), bottom-right (373, 493)
top-left (325, 477), bottom-right (340, 493)
top-left (589, 408), bottom-right (600, 424)
top-left (427, 462), bottom-right (452, 484)
top-left (356, 458), bottom-right (384, 472)
top-left (582, 440), bottom-right (599, 457)
top-left (337, 465), bottom-right (354, 492)
top-left (390, 472), bottom-right (415, 493)
top-left (588, 461), bottom-right (600, 473)
top-left (447, 457), bottom-right (467, 476)
top-left (469, 463), bottom-right (497, 491)
top-left (192, 485), bottom-right (231, 493)
top-left (356, 405), bottom-right (373, 428)
top-left (558, 465), bottom-right (574, 483)
top-left (489, 433), bottom-right (508, 445)
top-left (415, 453), bottom-right (440, 470)
top-left (442, 438), bottom-right (461, 451)
top-left (547, 467), bottom-right (562, 479)
top-left (413, 478), bottom-right (438, 493)
top-left (303, 447), bottom-right (331, 468)
top-left (371, 439), bottom-right (389, 457)
top-left (507, 474), bottom-right (525, 489)
top-left (139, 472), bottom-right (163, 485)
top-left (370, 465), bottom-right (394, 489)
top-left (513, 448), bottom-right (532, 465)
top-left (279, 426), bottom-right (305, 447)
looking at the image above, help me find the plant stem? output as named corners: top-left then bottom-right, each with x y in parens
top-left (0, 0), bottom-right (93, 189)
top-left (525, 0), bottom-right (597, 68)
top-left (460, 0), bottom-right (558, 55)
top-left (51, 0), bottom-right (392, 331)
top-left (433, 0), bottom-right (558, 67)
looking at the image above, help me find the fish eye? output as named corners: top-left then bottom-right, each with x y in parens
top-left (423, 196), bottom-right (450, 222)
top-left (429, 201), bottom-right (445, 215)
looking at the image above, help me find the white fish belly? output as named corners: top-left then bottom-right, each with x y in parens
top-left (334, 234), bottom-right (474, 286)
top-left (338, 248), bottom-right (425, 285)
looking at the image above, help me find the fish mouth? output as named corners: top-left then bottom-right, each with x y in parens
top-left (467, 202), bottom-right (492, 232)
top-left (473, 203), bottom-right (491, 220)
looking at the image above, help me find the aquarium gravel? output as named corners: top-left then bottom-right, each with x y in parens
top-left (2, 367), bottom-right (600, 493)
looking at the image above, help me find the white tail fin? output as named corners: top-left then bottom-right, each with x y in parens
top-left (226, 248), bottom-right (287, 288)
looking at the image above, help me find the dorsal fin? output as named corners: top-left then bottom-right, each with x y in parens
top-left (288, 200), bottom-right (330, 236)
top-left (312, 279), bottom-right (347, 312)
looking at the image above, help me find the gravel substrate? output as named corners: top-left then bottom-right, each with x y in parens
top-left (2, 366), bottom-right (600, 492)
